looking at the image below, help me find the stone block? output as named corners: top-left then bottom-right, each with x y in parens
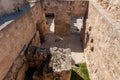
top-left (26, 47), bottom-right (72, 80)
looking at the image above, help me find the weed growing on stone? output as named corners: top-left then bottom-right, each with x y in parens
top-left (71, 63), bottom-right (90, 80)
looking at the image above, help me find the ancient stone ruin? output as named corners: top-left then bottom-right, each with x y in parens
top-left (0, 0), bottom-right (120, 80)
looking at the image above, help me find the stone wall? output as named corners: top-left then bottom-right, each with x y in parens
top-left (91, 0), bottom-right (120, 25)
top-left (42, 0), bottom-right (88, 36)
top-left (0, 0), bottom-right (27, 16)
top-left (85, 2), bottom-right (120, 80)
top-left (42, 0), bottom-right (88, 16)
top-left (0, 2), bottom-right (47, 80)
top-left (3, 46), bottom-right (28, 80)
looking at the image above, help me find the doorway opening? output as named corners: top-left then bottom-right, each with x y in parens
top-left (45, 13), bottom-right (55, 33)
top-left (71, 16), bottom-right (83, 34)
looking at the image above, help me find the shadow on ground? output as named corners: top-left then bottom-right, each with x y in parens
top-left (41, 33), bottom-right (83, 53)
top-left (71, 70), bottom-right (84, 80)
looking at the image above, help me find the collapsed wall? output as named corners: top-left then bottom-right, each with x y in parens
top-left (26, 47), bottom-right (72, 80)
top-left (85, 1), bottom-right (120, 80)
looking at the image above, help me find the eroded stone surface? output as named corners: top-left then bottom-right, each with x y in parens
top-left (50, 47), bottom-right (72, 72)
top-left (85, 2), bottom-right (120, 80)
